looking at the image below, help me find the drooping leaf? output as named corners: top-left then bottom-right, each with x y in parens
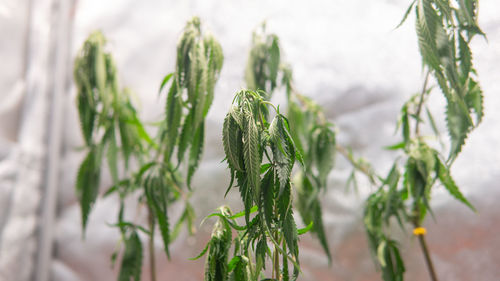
top-left (415, 0), bottom-right (441, 73)
top-left (159, 72), bottom-right (174, 94)
top-left (396, 0), bottom-right (417, 29)
top-left (458, 33), bottom-right (472, 78)
top-left (243, 114), bottom-right (261, 205)
top-left (261, 168), bottom-right (275, 231)
top-left (446, 100), bottom-right (472, 160)
top-left (223, 110), bottom-right (244, 172)
top-left (76, 146), bottom-right (103, 233)
top-left (465, 78), bottom-right (484, 125)
top-left (144, 171), bottom-right (171, 259)
top-left (177, 111), bottom-right (194, 165)
top-left (118, 230), bottom-right (143, 281)
top-left (106, 126), bottom-right (119, 184)
top-left (163, 80), bottom-right (183, 161)
top-left (437, 158), bottom-right (475, 211)
top-left (204, 218), bottom-right (232, 281)
top-left (187, 122), bottom-right (205, 188)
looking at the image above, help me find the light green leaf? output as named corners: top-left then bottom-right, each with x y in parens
top-left (437, 159), bottom-right (475, 211)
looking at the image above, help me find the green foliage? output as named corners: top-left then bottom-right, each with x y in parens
top-left (164, 17), bottom-right (224, 178)
top-left (74, 17), bottom-right (222, 281)
top-left (203, 208), bottom-right (232, 281)
top-left (245, 23), bottom-right (281, 98)
top-left (118, 229), bottom-right (143, 281)
top-left (244, 27), bottom-right (336, 263)
top-left (362, 1), bottom-right (485, 280)
top-left (200, 90), bottom-right (302, 280)
top-left (74, 31), bottom-right (150, 232)
top-left (414, 0), bottom-right (484, 161)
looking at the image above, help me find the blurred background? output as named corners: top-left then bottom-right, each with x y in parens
top-left (1, 0), bottom-right (500, 280)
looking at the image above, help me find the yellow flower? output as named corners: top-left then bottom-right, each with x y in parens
top-left (413, 227), bottom-right (427, 236)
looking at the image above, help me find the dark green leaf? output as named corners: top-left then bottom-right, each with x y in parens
top-left (118, 230), bottom-right (143, 281)
top-left (187, 122), bottom-right (205, 188)
top-left (164, 80), bottom-right (183, 162)
top-left (76, 146), bottom-right (103, 233)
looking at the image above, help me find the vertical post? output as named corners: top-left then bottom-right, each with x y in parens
top-left (34, 0), bottom-right (76, 280)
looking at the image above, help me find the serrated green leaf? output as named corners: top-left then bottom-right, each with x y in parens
top-left (76, 146), bottom-right (103, 233)
top-left (187, 122), bottom-right (205, 188)
top-left (458, 33), bottom-right (472, 78)
top-left (446, 100), bottom-right (471, 160)
top-left (437, 158), bottom-right (475, 211)
top-left (243, 114), bottom-right (261, 206)
top-left (261, 168), bottom-right (275, 231)
top-left (465, 78), bottom-right (484, 125)
top-left (223, 111), bottom-right (244, 172)
top-left (105, 126), bottom-right (119, 184)
top-left (227, 256), bottom-right (241, 272)
top-left (255, 238), bottom-right (267, 274)
top-left (205, 218), bottom-right (231, 281)
top-left (415, 0), bottom-right (441, 72)
top-left (314, 127), bottom-right (335, 189)
top-left (164, 80), bottom-right (182, 162)
top-left (312, 200), bottom-right (331, 263)
top-left (268, 36), bottom-right (280, 85)
top-left (144, 171), bottom-right (171, 259)
top-left (282, 210), bottom-right (298, 259)
top-left (118, 230), bottom-right (143, 281)
top-left (396, 0), bottom-right (417, 29)
top-left (229, 256), bottom-right (249, 281)
top-left (177, 111), bottom-right (193, 165)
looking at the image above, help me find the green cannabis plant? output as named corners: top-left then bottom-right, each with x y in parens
top-left (74, 16), bottom-right (223, 281)
top-left (195, 89), bottom-right (308, 281)
top-left (363, 1), bottom-right (485, 280)
top-left (244, 26), bottom-right (337, 263)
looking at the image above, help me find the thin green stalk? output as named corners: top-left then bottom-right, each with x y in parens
top-left (415, 70), bottom-right (431, 136)
top-left (335, 144), bottom-right (377, 185)
top-left (148, 207), bottom-right (157, 281)
top-left (414, 221), bottom-right (438, 281)
top-left (273, 231), bottom-right (280, 280)
top-left (413, 70), bottom-right (438, 281)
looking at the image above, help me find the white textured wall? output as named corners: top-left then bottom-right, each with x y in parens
top-left (1, 0), bottom-right (500, 280)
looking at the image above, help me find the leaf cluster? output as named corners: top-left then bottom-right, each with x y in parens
top-left (74, 31), bottom-right (153, 232)
top-left (244, 23), bottom-right (281, 99)
top-left (363, 1), bottom-right (485, 280)
top-left (200, 90), bottom-right (305, 280)
top-left (410, 0), bottom-right (485, 161)
top-left (161, 17), bottom-right (224, 187)
top-left (74, 17), bottom-right (223, 281)
top-left (245, 29), bottom-right (337, 263)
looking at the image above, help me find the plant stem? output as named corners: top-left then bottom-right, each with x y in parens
top-left (413, 69), bottom-right (438, 281)
top-left (148, 207), bottom-right (157, 281)
top-left (335, 144), bottom-right (377, 185)
top-left (273, 231), bottom-right (281, 280)
top-left (413, 221), bottom-right (438, 281)
top-left (415, 70), bottom-right (431, 136)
